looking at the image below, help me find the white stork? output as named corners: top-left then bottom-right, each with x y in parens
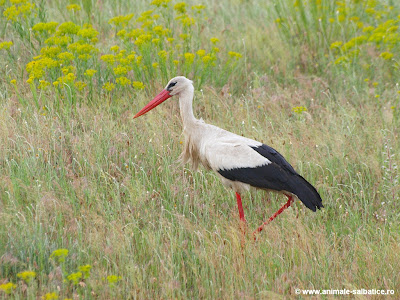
top-left (134, 76), bottom-right (323, 236)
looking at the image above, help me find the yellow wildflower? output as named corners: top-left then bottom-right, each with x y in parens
top-left (10, 79), bottom-right (17, 85)
top-left (174, 2), bottom-right (186, 14)
top-left (135, 34), bottom-right (152, 46)
top-left (292, 106), bottom-right (307, 114)
top-left (50, 248), bottom-right (69, 263)
top-left (40, 46), bottom-right (62, 58)
top-left (152, 38), bottom-right (160, 44)
top-left (173, 60), bottom-right (179, 65)
top-left (228, 51), bottom-right (242, 59)
top-left (42, 292), bottom-right (58, 300)
top-left (107, 275), bottom-right (122, 286)
top-left (192, 4), bottom-right (206, 12)
top-left (26, 77), bottom-right (34, 84)
top-left (109, 14), bottom-right (134, 28)
top-left (153, 25), bottom-right (165, 36)
top-left (132, 81), bottom-right (145, 89)
top-left (380, 52), bottom-right (393, 60)
top-left (158, 50), bottom-right (167, 60)
top-left (212, 47), bottom-right (220, 53)
top-left (210, 37), bottom-right (219, 44)
top-left (184, 53), bottom-right (195, 64)
top-left (32, 22), bottom-right (58, 34)
top-left (53, 81), bottom-right (59, 87)
top-left (113, 66), bottom-right (128, 75)
top-left (117, 29), bottom-right (127, 38)
top-left (330, 41), bottom-right (342, 49)
top-left (179, 34), bottom-right (189, 41)
top-left (116, 76), bottom-right (131, 86)
top-left (57, 21), bottom-right (80, 35)
top-left (68, 43), bottom-right (98, 55)
top-left (103, 82), bottom-right (115, 91)
top-left (151, 0), bottom-right (171, 7)
top-left (152, 62), bottom-right (159, 68)
top-left (0, 282), bottom-right (16, 294)
top-left (45, 35), bottom-right (71, 46)
top-left (202, 55), bottom-right (213, 64)
top-left (78, 54), bottom-right (91, 60)
top-left (67, 272), bottom-right (82, 285)
top-left (0, 41), bottom-right (13, 50)
top-left (17, 271), bottom-right (36, 283)
top-left (176, 15), bottom-right (195, 27)
top-left (61, 66), bottom-right (74, 74)
top-left (78, 265), bottom-right (92, 278)
top-left (110, 45), bottom-right (119, 52)
top-left (57, 52), bottom-right (74, 62)
top-left (196, 49), bottom-right (206, 57)
top-left (38, 80), bottom-right (50, 89)
top-left (137, 10), bottom-right (154, 23)
top-left (66, 4), bottom-right (80, 11)
top-left (101, 54), bottom-right (115, 65)
top-left (77, 24), bottom-right (99, 39)
top-left (75, 81), bottom-right (87, 91)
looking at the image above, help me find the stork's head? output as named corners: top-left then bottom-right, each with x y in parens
top-left (133, 76), bottom-right (193, 118)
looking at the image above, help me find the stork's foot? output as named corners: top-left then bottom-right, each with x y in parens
top-left (253, 194), bottom-right (294, 240)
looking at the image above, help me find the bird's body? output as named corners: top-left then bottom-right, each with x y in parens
top-left (134, 76), bottom-right (323, 235)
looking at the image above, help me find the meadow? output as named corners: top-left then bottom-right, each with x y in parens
top-left (0, 0), bottom-right (399, 298)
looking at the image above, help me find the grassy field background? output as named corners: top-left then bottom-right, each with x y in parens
top-left (1, 0), bottom-right (399, 298)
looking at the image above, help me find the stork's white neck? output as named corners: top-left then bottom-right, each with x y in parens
top-left (178, 84), bottom-right (197, 126)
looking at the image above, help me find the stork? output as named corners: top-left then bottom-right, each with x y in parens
top-left (134, 76), bottom-right (323, 236)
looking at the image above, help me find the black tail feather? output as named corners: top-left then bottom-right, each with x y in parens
top-left (289, 175), bottom-right (323, 212)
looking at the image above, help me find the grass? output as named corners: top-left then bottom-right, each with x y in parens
top-left (1, 0), bottom-right (400, 299)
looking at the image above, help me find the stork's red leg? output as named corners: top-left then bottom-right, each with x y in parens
top-left (253, 194), bottom-right (294, 239)
top-left (235, 192), bottom-right (246, 222)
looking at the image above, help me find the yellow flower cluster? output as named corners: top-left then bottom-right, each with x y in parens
top-left (84, 69), bottom-right (96, 77)
top-left (3, 0), bottom-right (35, 22)
top-left (17, 271), bottom-right (36, 283)
top-left (78, 264), bottom-right (92, 278)
top-left (292, 106), bottom-right (307, 114)
top-left (0, 282), bottom-right (16, 294)
top-left (0, 41), bottom-right (13, 50)
top-left (151, 0), bottom-right (171, 8)
top-left (228, 51), bottom-right (242, 59)
top-left (109, 13), bottom-right (134, 28)
top-left (42, 292), bottom-right (58, 300)
top-left (328, 1), bottom-right (400, 67)
top-left (6, 1), bottom-right (241, 100)
top-left (50, 248), bottom-right (69, 263)
top-left (116, 76), bottom-right (131, 86)
top-left (103, 82), bottom-right (115, 91)
top-left (32, 22), bottom-right (59, 34)
top-left (132, 81), bottom-right (145, 89)
top-left (66, 4), bottom-right (80, 11)
top-left (67, 272), bottom-right (82, 285)
top-left (107, 275), bottom-right (122, 284)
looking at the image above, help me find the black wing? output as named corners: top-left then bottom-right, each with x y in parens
top-left (218, 144), bottom-right (323, 211)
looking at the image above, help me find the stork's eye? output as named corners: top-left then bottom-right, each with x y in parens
top-left (167, 82), bottom-right (177, 90)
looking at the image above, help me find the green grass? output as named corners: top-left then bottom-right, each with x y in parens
top-left (1, 0), bottom-right (400, 299)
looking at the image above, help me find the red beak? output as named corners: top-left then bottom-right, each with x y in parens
top-left (134, 89), bottom-right (172, 118)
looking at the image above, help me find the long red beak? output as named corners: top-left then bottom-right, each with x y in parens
top-left (134, 89), bottom-right (172, 118)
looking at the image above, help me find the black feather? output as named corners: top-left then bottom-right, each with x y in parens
top-left (218, 144), bottom-right (323, 211)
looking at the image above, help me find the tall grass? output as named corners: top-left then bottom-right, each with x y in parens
top-left (1, 0), bottom-right (399, 299)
